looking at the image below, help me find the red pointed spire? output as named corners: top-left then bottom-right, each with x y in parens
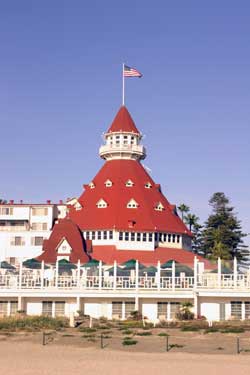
top-left (107, 106), bottom-right (140, 134)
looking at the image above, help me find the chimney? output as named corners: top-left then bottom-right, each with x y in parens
top-left (9, 200), bottom-right (14, 204)
top-left (20, 200), bottom-right (23, 204)
top-left (46, 200), bottom-right (51, 204)
top-left (59, 200), bottom-right (63, 204)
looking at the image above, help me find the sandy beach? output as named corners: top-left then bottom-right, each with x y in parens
top-left (1, 340), bottom-right (250, 375)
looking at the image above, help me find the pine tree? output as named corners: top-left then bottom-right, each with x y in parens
top-left (191, 222), bottom-right (204, 255)
top-left (202, 192), bottom-right (246, 261)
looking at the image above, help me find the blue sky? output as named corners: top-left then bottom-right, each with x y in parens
top-left (0, 1), bottom-right (249, 244)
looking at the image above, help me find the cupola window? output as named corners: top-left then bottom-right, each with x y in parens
top-left (105, 179), bottom-right (113, 187)
top-left (127, 199), bottom-right (138, 209)
top-left (89, 182), bottom-right (95, 189)
top-left (126, 179), bottom-right (134, 187)
top-left (155, 202), bottom-right (164, 211)
top-left (96, 199), bottom-right (108, 208)
top-left (145, 182), bottom-right (152, 189)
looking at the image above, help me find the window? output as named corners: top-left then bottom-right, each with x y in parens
top-left (170, 302), bottom-right (180, 319)
top-left (10, 301), bottom-right (18, 316)
top-left (55, 301), bottom-right (65, 317)
top-left (145, 182), bottom-right (152, 189)
top-left (131, 232), bottom-right (135, 241)
top-left (0, 207), bottom-right (13, 215)
top-left (96, 199), bottom-right (108, 208)
top-left (126, 180), bottom-right (134, 187)
top-left (89, 182), bottom-right (95, 189)
top-left (142, 233), bottom-right (147, 242)
top-left (97, 231), bottom-right (102, 240)
top-left (125, 232), bottom-right (129, 241)
top-left (149, 233), bottom-right (153, 242)
top-left (123, 135), bottom-right (128, 145)
top-left (31, 237), bottom-right (44, 246)
top-left (31, 223), bottom-right (48, 231)
top-left (245, 302), bottom-right (250, 319)
top-left (92, 231), bottom-right (96, 240)
top-left (109, 231), bottom-right (113, 240)
top-left (155, 202), bottom-right (164, 211)
top-left (163, 234), bottom-right (167, 242)
top-left (172, 234), bottom-right (176, 243)
top-left (11, 237), bottom-right (25, 246)
top-left (136, 233), bottom-right (141, 241)
top-left (86, 231), bottom-right (90, 240)
top-left (105, 179), bottom-right (113, 187)
top-left (168, 234), bottom-right (171, 242)
top-left (42, 301), bottom-right (53, 317)
top-left (157, 302), bottom-right (168, 318)
top-left (119, 232), bottom-right (123, 241)
top-left (231, 301), bottom-right (242, 320)
top-left (112, 301), bottom-right (122, 318)
top-left (127, 199), bottom-right (138, 208)
top-left (125, 302), bottom-right (135, 318)
top-left (32, 207), bottom-right (48, 216)
top-left (103, 231), bottom-right (107, 240)
top-left (154, 233), bottom-right (158, 241)
top-left (177, 235), bottom-right (180, 243)
top-left (0, 301), bottom-right (8, 316)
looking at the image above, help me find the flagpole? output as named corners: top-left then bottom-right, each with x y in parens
top-left (122, 63), bottom-right (125, 106)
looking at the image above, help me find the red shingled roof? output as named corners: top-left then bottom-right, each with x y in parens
top-left (92, 245), bottom-right (213, 268)
top-left (69, 159), bottom-right (191, 235)
top-left (37, 218), bottom-right (89, 263)
top-left (107, 106), bottom-right (140, 134)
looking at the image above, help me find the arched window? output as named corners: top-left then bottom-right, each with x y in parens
top-left (96, 199), bottom-right (108, 208)
top-left (126, 179), bottom-right (134, 187)
top-left (127, 199), bottom-right (139, 208)
top-left (155, 202), bottom-right (164, 211)
top-left (145, 182), bottom-right (152, 189)
top-left (89, 182), bottom-right (95, 189)
top-left (105, 179), bottom-right (113, 187)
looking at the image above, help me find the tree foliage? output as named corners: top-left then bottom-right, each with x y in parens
top-left (201, 192), bottom-right (246, 261)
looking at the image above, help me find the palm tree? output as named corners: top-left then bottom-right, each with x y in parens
top-left (184, 213), bottom-right (199, 231)
top-left (177, 203), bottom-right (190, 220)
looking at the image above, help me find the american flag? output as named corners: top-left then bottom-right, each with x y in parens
top-left (123, 65), bottom-right (143, 78)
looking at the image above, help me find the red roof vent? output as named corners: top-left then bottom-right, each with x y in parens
top-left (128, 220), bottom-right (136, 228)
top-left (47, 200), bottom-right (51, 204)
top-left (9, 200), bottom-right (14, 204)
top-left (59, 200), bottom-right (63, 204)
top-left (107, 106), bottom-right (140, 134)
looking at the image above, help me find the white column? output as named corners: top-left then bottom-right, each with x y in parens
top-left (157, 260), bottom-right (161, 291)
top-left (113, 260), bottom-right (117, 290)
top-left (41, 260), bottom-right (44, 289)
top-left (217, 257), bottom-right (221, 288)
top-left (19, 259), bottom-right (23, 289)
top-left (76, 296), bottom-right (81, 313)
top-left (55, 260), bottom-right (59, 288)
top-left (98, 260), bottom-right (102, 290)
top-left (77, 259), bottom-right (81, 288)
top-left (135, 260), bottom-right (139, 291)
top-left (242, 302), bottom-right (246, 320)
top-left (233, 257), bottom-right (238, 288)
top-left (194, 256), bottom-right (198, 289)
top-left (18, 295), bottom-right (22, 311)
top-left (193, 292), bottom-right (199, 318)
top-left (172, 261), bottom-right (175, 291)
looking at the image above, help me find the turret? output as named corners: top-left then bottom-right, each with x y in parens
top-left (99, 106), bottom-right (146, 161)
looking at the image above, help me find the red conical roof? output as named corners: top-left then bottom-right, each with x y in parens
top-left (69, 159), bottom-right (191, 235)
top-left (107, 106), bottom-right (140, 134)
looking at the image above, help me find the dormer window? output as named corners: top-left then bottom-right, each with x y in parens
top-left (105, 179), bottom-right (113, 187)
top-left (155, 202), bottom-right (164, 211)
top-left (145, 182), bottom-right (152, 189)
top-left (127, 199), bottom-right (138, 208)
top-left (89, 182), bottom-right (95, 189)
top-left (126, 179), bottom-right (134, 187)
top-left (96, 199), bottom-right (108, 208)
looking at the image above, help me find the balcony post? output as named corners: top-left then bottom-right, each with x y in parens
top-left (18, 259), bottom-right (23, 289)
top-left (157, 260), bottom-right (161, 291)
top-left (98, 260), bottom-right (102, 290)
top-left (194, 256), bottom-right (198, 289)
top-left (77, 259), bottom-right (81, 288)
top-left (113, 260), bottom-right (117, 290)
top-left (217, 257), bottom-right (221, 288)
top-left (172, 261), bottom-right (175, 291)
top-left (41, 260), bottom-right (44, 289)
top-left (55, 260), bottom-right (59, 288)
top-left (234, 257), bottom-right (237, 288)
top-left (135, 260), bottom-right (139, 291)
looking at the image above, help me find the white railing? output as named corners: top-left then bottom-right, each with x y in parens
top-left (0, 272), bottom-right (250, 292)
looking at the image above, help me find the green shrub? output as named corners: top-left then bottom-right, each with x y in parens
top-left (82, 334), bottom-right (96, 338)
top-left (204, 327), bottom-right (219, 334)
top-left (136, 331), bottom-right (152, 336)
top-left (79, 327), bottom-right (97, 333)
top-left (220, 327), bottom-right (245, 334)
top-left (180, 325), bottom-right (200, 332)
top-left (122, 329), bottom-right (133, 335)
top-left (0, 316), bottom-right (68, 331)
top-left (158, 332), bottom-right (169, 337)
top-left (122, 339), bottom-right (138, 346)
